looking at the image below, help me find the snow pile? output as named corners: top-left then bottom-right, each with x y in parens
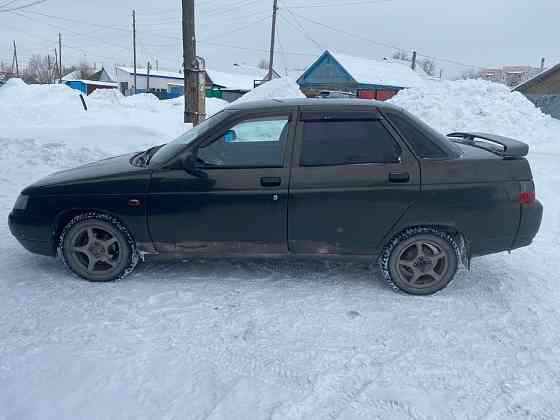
top-left (0, 79), bottom-right (228, 157)
top-left (390, 79), bottom-right (560, 145)
top-left (0, 78), bottom-right (80, 107)
top-left (87, 89), bottom-right (162, 110)
top-left (231, 77), bottom-right (304, 104)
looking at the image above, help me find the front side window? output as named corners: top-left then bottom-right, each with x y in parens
top-left (300, 120), bottom-right (401, 167)
top-left (198, 116), bottom-right (289, 168)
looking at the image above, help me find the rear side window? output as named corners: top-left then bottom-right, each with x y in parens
top-left (387, 113), bottom-right (448, 158)
top-left (300, 120), bottom-right (400, 167)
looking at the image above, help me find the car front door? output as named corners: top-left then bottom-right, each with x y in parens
top-left (148, 109), bottom-right (295, 255)
top-left (288, 108), bottom-right (421, 255)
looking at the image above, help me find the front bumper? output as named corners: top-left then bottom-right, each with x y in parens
top-left (512, 199), bottom-right (543, 250)
top-left (8, 210), bottom-right (56, 257)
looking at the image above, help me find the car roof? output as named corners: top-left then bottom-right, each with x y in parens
top-left (227, 97), bottom-right (402, 112)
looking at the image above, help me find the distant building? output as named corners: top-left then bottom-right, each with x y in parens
top-left (114, 66), bottom-right (264, 101)
top-left (88, 67), bottom-right (114, 83)
top-left (297, 50), bottom-right (427, 100)
top-left (513, 62), bottom-right (560, 119)
top-left (61, 70), bottom-right (80, 82)
top-left (481, 66), bottom-right (542, 88)
top-left (62, 67), bottom-right (118, 95)
top-left (64, 80), bottom-right (119, 96)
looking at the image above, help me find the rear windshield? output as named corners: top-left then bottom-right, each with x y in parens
top-left (386, 110), bottom-right (461, 159)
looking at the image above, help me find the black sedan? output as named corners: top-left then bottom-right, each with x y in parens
top-left (9, 98), bottom-right (543, 295)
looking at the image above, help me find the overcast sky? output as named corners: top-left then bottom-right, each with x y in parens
top-left (1, 0), bottom-right (559, 78)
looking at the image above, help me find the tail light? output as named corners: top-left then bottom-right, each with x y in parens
top-left (519, 182), bottom-right (536, 204)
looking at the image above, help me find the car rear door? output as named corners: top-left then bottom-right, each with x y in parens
top-left (148, 108), bottom-right (296, 255)
top-left (287, 107), bottom-right (421, 255)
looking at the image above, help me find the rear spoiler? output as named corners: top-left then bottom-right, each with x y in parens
top-left (447, 132), bottom-right (529, 158)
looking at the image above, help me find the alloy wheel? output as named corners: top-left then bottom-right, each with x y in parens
top-left (395, 240), bottom-right (448, 289)
top-left (69, 225), bottom-right (123, 275)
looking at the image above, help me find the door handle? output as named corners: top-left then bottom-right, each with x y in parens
top-left (389, 172), bottom-right (410, 183)
top-left (261, 177), bottom-right (281, 187)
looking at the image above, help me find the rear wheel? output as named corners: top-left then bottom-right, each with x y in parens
top-left (59, 213), bottom-right (139, 282)
top-left (380, 227), bottom-right (459, 295)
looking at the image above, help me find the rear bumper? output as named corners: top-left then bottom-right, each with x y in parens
top-left (8, 210), bottom-right (56, 257)
top-left (512, 199), bottom-right (543, 250)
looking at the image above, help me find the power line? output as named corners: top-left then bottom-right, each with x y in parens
top-left (283, 0), bottom-right (392, 9)
top-left (0, 0), bottom-right (20, 9)
top-left (24, 10), bottom-right (131, 33)
top-left (275, 19), bottom-right (289, 76)
top-left (199, 40), bottom-right (317, 57)
top-left (288, 9), bottom-right (482, 69)
top-left (278, 6), bottom-right (323, 50)
top-left (200, 0), bottom-right (262, 18)
top-left (140, 7), bottom-right (272, 27)
top-left (0, 0), bottom-right (46, 13)
top-left (13, 11), bottom-right (133, 52)
top-left (202, 13), bottom-right (272, 41)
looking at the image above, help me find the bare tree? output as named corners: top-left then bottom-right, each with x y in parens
top-left (25, 54), bottom-right (58, 83)
top-left (420, 59), bottom-right (436, 76)
top-left (392, 51), bottom-right (409, 62)
top-left (257, 59), bottom-right (269, 70)
top-left (0, 60), bottom-right (10, 73)
top-left (77, 60), bottom-right (94, 79)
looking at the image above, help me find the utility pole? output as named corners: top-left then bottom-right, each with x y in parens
top-left (12, 40), bottom-right (19, 77)
top-left (132, 9), bottom-right (137, 94)
top-left (58, 32), bottom-right (62, 83)
top-left (54, 49), bottom-right (59, 82)
top-left (540, 57), bottom-right (546, 71)
top-left (182, 0), bottom-right (205, 125)
top-left (411, 51), bottom-right (417, 70)
top-left (266, 0), bottom-right (279, 81)
top-left (47, 55), bottom-right (52, 84)
top-left (146, 61), bottom-right (151, 92)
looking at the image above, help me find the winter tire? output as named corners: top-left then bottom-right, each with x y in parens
top-left (380, 227), bottom-right (459, 295)
top-left (58, 213), bottom-right (139, 282)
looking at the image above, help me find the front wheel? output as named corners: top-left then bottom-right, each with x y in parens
top-left (380, 227), bottom-right (459, 295)
top-left (58, 213), bottom-right (139, 282)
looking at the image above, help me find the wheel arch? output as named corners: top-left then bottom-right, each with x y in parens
top-left (52, 208), bottom-right (134, 253)
top-left (381, 224), bottom-right (470, 269)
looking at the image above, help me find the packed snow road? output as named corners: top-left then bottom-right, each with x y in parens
top-left (1, 79), bottom-right (560, 419)
top-left (2, 144), bottom-right (560, 419)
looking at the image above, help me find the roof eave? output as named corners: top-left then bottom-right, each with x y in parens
top-left (513, 62), bottom-right (560, 92)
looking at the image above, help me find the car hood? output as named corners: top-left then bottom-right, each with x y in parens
top-left (23, 152), bottom-right (152, 195)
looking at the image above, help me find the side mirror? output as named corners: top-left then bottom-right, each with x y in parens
top-left (182, 153), bottom-right (209, 179)
top-left (224, 129), bottom-right (237, 143)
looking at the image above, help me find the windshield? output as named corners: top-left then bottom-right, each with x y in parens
top-left (149, 110), bottom-right (231, 166)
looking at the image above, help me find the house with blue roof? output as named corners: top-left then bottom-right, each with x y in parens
top-left (297, 50), bottom-right (427, 100)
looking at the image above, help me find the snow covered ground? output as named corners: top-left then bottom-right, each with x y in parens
top-left (1, 79), bottom-right (560, 419)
